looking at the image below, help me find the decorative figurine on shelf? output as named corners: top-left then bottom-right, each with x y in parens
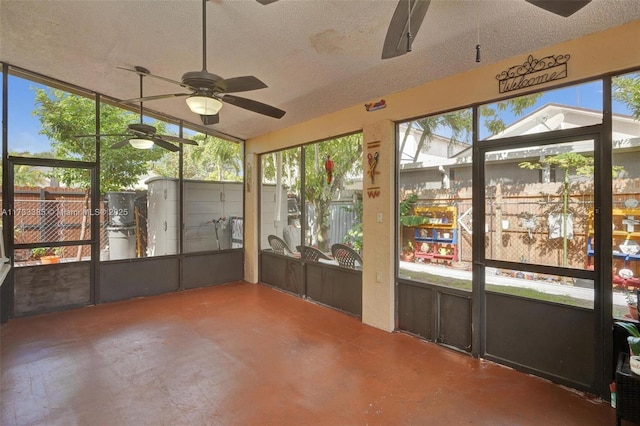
top-left (325, 155), bottom-right (334, 185)
top-left (400, 241), bottom-right (415, 262)
top-left (624, 289), bottom-right (638, 320)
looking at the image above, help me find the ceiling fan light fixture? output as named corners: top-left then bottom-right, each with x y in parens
top-left (129, 138), bottom-right (155, 149)
top-left (186, 95), bottom-right (222, 115)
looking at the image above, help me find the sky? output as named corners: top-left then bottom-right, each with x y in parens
top-left (2, 71), bottom-right (636, 155)
top-left (3, 76), bottom-right (184, 155)
top-left (4, 76), bottom-right (50, 154)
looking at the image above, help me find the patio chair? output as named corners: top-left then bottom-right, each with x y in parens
top-left (296, 245), bottom-right (332, 262)
top-left (331, 243), bottom-right (363, 269)
top-left (268, 235), bottom-right (295, 256)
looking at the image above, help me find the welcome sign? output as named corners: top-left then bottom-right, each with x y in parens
top-left (496, 54), bottom-right (570, 94)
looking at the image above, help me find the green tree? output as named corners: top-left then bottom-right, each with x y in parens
top-left (343, 195), bottom-right (363, 252)
top-left (13, 165), bottom-right (45, 187)
top-left (151, 133), bottom-right (242, 181)
top-left (33, 88), bottom-right (167, 260)
top-left (34, 88), bottom-right (164, 192)
top-left (613, 73), bottom-right (640, 119)
top-left (479, 94), bottom-right (543, 136)
top-left (1, 151), bottom-right (53, 186)
top-left (304, 134), bottom-right (363, 252)
top-left (261, 138), bottom-right (362, 252)
top-left (520, 153), bottom-right (594, 267)
top-left (402, 110), bottom-right (472, 159)
top-left (401, 95), bottom-right (542, 164)
top-left (261, 148), bottom-right (301, 192)
top-left (260, 148), bottom-right (302, 252)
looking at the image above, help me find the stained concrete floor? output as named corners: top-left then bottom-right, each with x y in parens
top-left (1, 281), bottom-right (620, 425)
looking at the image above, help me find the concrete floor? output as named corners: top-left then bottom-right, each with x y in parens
top-left (1, 281), bottom-right (620, 425)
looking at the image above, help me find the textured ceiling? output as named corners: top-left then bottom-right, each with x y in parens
top-left (1, 0), bottom-right (639, 141)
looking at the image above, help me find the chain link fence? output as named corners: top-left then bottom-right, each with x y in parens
top-left (12, 196), bottom-right (93, 263)
top-left (402, 183), bottom-right (596, 270)
top-left (484, 195), bottom-right (594, 269)
top-left (13, 199), bottom-right (90, 244)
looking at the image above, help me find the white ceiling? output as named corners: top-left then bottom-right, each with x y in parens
top-left (1, 0), bottom-right (639, 141)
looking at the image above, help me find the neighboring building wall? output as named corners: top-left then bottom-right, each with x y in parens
top-left (327, 202), bottom-right (358, 248)
top-left (613, 151), bottom-right (640, 177)
top-left (399, 168), bottom-right (447, 192)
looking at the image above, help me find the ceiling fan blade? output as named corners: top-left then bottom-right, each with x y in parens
top-left (110, 139), bottom-right (131, 149)
top-left (201, 114), bottom-right (220, 126)
top-left (75, 133), bottom-right (129, 138)
top-left (123, 93), bottom-right (189, 103)
top-left (256, 0), bottom-right (278, 4)
top-left (119, 65), bottom-right (186, 88)
top-left (152, 138), bottom-right (180, 152)
top-left (215, 76), bottom-right (268, 93)
top-left (156, 134), bottom-right (198, 145)
top-left (221, 95), bottom-right (286, 119)
top-left (382, 0), bottom-right (431, 60)
top-left (525, 0), bottom-right (591, 17)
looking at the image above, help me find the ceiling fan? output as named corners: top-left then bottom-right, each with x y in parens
top-left (77, 66), bottom-right (198, 152)
top-left (381, 0), bottom-right (592, 59)
top-left (121, 0), bottom-right (285, 126)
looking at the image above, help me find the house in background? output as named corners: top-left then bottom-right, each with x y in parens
top-left (400, 104), bottom-right (640, 192)
top-left (398, 103), bottom-right (640, 272)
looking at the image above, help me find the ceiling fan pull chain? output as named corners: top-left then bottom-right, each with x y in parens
top-left (202, 0), bottom-right (208, 71)
top-left (406, 0), bottom-right (413, 53)
top-left (475, 0), bottom-right (481, 62)
top-left (117, 0), bottom-right (284, 124)
top-left (139, 72), bottom-right (144, 123)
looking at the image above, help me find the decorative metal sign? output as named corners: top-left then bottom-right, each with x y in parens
top-left (496, 54), bottom-right (570, 94)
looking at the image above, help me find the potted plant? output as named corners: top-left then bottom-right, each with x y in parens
top-left (625, 290), bottom-right (638, 320)
top-left (40, 247), bottom-right (60, 264)
top-left (40, 255), bottom-right (59, 264)
top-left (400, 240), bottom-right (415, 262)
top-left (399, 194), bottom-right (430, 262)
top-left (30, 247), bottom-right (46, 261)
top-left (399, 194), bottom-right (430, 227)
top-left (615, 321), bottom-right (640, 375)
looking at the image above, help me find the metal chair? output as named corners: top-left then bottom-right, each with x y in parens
top-left (268, 234), bottom-right (295, 256)
top-left (296, 245), bottom-right (332, 262)
top-left (331, 243), bottom-right (363, 269)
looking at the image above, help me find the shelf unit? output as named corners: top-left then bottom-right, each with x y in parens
top-left (587, 207), bottom-right (640, 289)
top-left (412, 206), bottom-right (458, 263)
